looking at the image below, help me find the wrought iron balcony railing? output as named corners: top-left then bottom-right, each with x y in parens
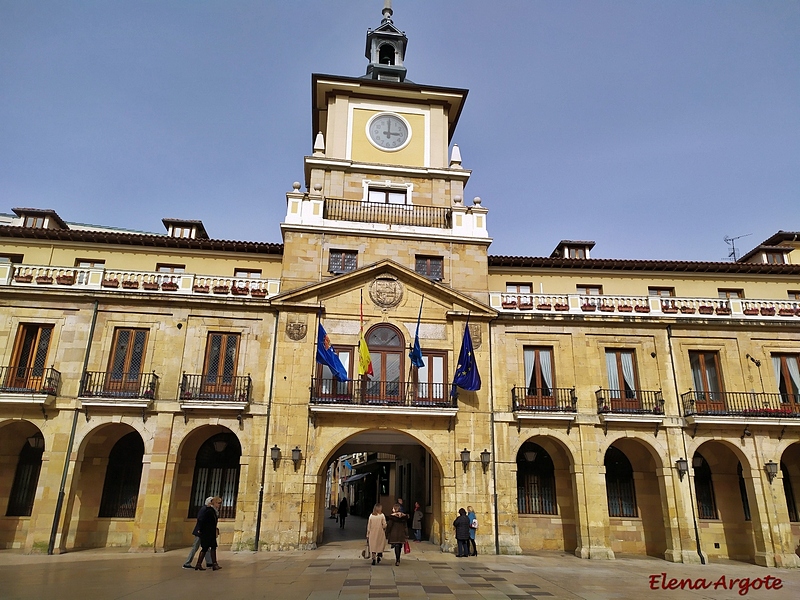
top-left (323, 198), bottom-right (452, 229)
top-left (0, 366), bottom-right (60, 395)
top-left (80, 371), bottom-right (158, 400)
top-left (310, 378), bottom-right (457, 409)
top-left (681, 390), bottom-right (800, 418)
top-left (180, 374), bottom-right (251, 403)
top-left (596, 389), bottom-right (664, 415)
top-left (511, 386), bottom-right (577, 412)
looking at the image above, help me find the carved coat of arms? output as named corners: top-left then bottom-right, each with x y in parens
top-left (286, 314), bottom-right (308, 341)
top-left (369, 276), bottom-right (403, 309)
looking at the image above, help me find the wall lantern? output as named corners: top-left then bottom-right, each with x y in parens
top-left (764, 461), bottom-right (779, 484)
top-left (271, 445), bottom-right (281, 470)
top-left (27, 435), bottom-right (44, 450)
top-left (675, 458), bottom-right (689, 481)
top-left (523, 450), bottom-right (538, 463)
top-left (213, 440), bottom-right (228, 453)
top-left (460, 448), bottom-right (471, 472)
top-left (480, 449), bottom-right (491, 473)
top-left (292, 446), bottom-right (303, 471)
top-left (692, 456), bottom-right (704, 469)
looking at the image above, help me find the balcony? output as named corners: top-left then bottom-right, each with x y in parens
top-left (491, 293), bottom-right (800, 320)
top-left (2, 264), bottom-right (279, 299)
top-left (682, 390), bottom-right (800, 424)
top-left (511, 386), bottom-right (577, 424)
top-left (179, 374), bottom-right (252, 412)
top-left (79, 371), bottom-right (159, 413)
top-left (324, 198), bottom-right (452, 229)
top-left (0, 366), bottom-right (60, 406)
top-left (309, 378), bottom-right (458, 416)
top-left (596, 388), bottom-right (665, 432)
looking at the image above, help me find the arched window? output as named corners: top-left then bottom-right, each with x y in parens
top-left (605, 447), bottom-right (637, 517)
top-left (516, 443), bottom-right (557, 514)
top-left (6, 434), bottom-right (44, 517)
top-left (693, 453), bottom-right (717, 519)
top-left (378, 44), bottom-right (394, 65)
top-left (99, 432), bottom-right (144, 518)
top-left (364, 325), bottom-right (404, 402)
top-left (782, 461), bottom-right (799, 522)
top-left (188, 432), bottom-right (241, 519)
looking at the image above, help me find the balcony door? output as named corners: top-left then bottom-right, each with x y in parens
top-left (524, 347), bottom-right (555, 406)
top-left (202, 333), bottom-right (240, 397)
top-left (7, 324), bottom-right (52, 391)
top-left (364, 325), bottom-right (404, 403)
top-left (605, 349), bottom-right (639, 410)
top-left (689, 351), bottom-right (725, 412)
top-left (772, 354), bottom-right (800, 410)
top-left (105, 328), bottom-right (148, 396)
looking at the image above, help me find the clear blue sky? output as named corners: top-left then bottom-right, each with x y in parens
top-left (2, 1), bottom-right (798, 260)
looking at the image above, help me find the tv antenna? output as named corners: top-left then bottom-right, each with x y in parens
top-left (724, 233), bottom-right (751, 261)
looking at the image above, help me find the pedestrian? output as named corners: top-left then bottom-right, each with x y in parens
top-left (412, 501), bottom-right (423, 542)
top-left (338, 496), bottom-right (349, 529)
top-left (453, 507), bottom-right (471, 558)
top-left (193, 496), bottom-right (222, 571)
top-left (467, 505), bottom-right (478, 556)
top-left (385, 503), bottom-right (408, 566)
top-left (366, 503), bottom-right (387, 565)
top-left (396, 498), bottom-right (406, 515)
top-left (182, 497), bottom-right (215, 569)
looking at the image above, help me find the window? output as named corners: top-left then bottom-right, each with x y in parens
top-left (523, 347), bottom-right (554, 402)
top-left (648, 287), bottom-right (675, 297)
top-left (789, 291), bottom-right (800, 301)
top-left (782, 462), bottom-right (799, 522)
top-left (172, 226), bottom-right (192, 238)
top-left (506, 283), bottom-right (532, 294)
top-left (368, 188), bottom-right (407, 205)
top-left (75, 259), bottom-right (105, 268)
top-left (605, 349), bottom-right (639, 404)
top-left (693, 454), bottom-right (717, 519)
top-left (517, 443), bottom-right (557, 515)
top-left (764, 252), bottom-right (786, 264)
top-left (772, 354), bottom-right (800, 408)
top-left (577, 285), bottom-right (602, 295)
top-left (156, 263), bottom-right (185, 273)
top-left (5, 435), bottom-right (44, 516)
top-left (98, 432), bottom-right (144, 518)
top-left (23, 216), bottom-right (45, 229)
top-left (415, 352), bottom-right (446, 405)
top-left (318, 346), bottom-right (352, 397)
top-left (202, 333), bottom-right (240, 395)
top-left (605, 447), bottom-right (637, 517)
top-left (0, 253), bottom-right (23, 264)
top-left (566, 246), bottom-right (586, 259)
top-left (7, 324), bottom-right (52, 391)
top-left (328, 250), bottom-right (357, 274)
top-left (737, 462), bottom-right (751, 521)
top-left (188, 432), bottom-right (241, 519)
top-left (689, 351), bottom-right (724, 411)
top-left (234, 268), bottom-right (261, 279)
top-left (415, 256), bottom-right (443, 280)
top-left (364, 324), bottom-right (404, 402)
top-left (718, 288), bottom-right (744, 299)
top-left (106, 328), bottom-right (148, 395)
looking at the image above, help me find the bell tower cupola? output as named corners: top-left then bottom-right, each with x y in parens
top-left (365, 0), bottom-right (408, 83)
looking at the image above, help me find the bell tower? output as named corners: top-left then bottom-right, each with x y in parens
top-left (365, 1), bottom-right (408, 83)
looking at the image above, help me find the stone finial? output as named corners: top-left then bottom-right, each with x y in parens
top-left (382, 0), bottom-right (393, 22)
top-left (292, 182), bottom-right (301, 191)
top-left (453, 195), bottom-right (463, 205)
top-left (450, 144), bottom-right (462, 169)
top-left (473, 196), bottom-right (482, 206)
top-left (313, 183), bottom-right (323, 192)
top-left (313, 132), bottom-right (325, 156)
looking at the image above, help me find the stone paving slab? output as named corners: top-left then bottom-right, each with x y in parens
top-left (0, 541), bottom-right (798, 600)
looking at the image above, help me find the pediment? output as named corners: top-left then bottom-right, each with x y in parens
top-left (271, 259), bottom-right (493, 321)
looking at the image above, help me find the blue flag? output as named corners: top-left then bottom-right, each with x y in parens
top-left (343, 459), bottom-right (353, 470)
top-left (316, 322), bottom-right (348, 381)
top-left (409, 299), bottom-right (425, 369)
top-left (451, 323), bottom-right (480, 395)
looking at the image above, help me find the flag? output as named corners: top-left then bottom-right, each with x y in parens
top-left (343, 459), bottom-right (353, 470)
top-left (451, 322), bottom-right (481, 395)
top-left (409, 298), bottom-right (424, 368)
top-left (316, 322), bottom-right (348, 381)
top-left (358, 330), bottom-right (373, 377)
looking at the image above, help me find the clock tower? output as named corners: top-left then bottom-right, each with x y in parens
top-left (281, 2), bottom-right (490, 295)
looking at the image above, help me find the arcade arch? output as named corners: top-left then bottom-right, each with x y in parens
top-left (0, 420), bottom-right (44, 548)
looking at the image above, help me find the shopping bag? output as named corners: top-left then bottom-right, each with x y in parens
top-left (403, 540), bottom-right (411, 554)
top-left (362, 542), bottom-right (370, 559)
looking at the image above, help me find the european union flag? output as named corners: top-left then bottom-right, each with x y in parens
top-left (316, 322), bottom-right (348, 381)
top-left (451, 323), bottom-right (480, 395)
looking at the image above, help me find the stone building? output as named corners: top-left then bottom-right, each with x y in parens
top-left (1, 5), bottom-right (799, 567)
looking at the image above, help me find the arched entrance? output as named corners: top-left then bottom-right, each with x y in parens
top-left (779, 442), bottom-right (800, 557)
top-left (0, 420), bottom-right (44, 549)
top-left (692, 440), bottom-right (756, 563)
top-left (63, 423), bottom-right (144, 550)
top-left (603, 438), bottom-right (668, 558)
top-left (315, 429), bottom-right (444, 547)
top-left (515, 437), bottom-right (577, 553)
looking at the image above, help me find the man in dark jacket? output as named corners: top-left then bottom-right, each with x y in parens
top-left (338, 497), bottom-right (349, 529)
top-left (385, 504), bottom-right (408, 566)
top-left (453, 507), bottom-right (471, 557)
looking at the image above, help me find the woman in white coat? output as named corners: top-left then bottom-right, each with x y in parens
top-left (366, 503), bottom-right (387, 565)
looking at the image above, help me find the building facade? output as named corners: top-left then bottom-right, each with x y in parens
top-left (1, 6), bottom-right (799, 567)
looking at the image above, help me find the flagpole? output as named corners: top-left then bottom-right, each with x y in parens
top-left (449, 312), bottom-right (472, 400)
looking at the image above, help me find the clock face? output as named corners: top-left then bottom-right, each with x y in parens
top-left (367, 113), bottom-right (411, 151)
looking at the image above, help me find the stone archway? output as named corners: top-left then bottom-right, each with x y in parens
top-left (0, 420), bottom-right (44, 549)
top-left (779, 442), bottom-right (800, 558)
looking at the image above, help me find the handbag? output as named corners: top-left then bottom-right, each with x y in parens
top-left (403, 540), bottom-right (411, 554)
top-left (362, 542), bottom-right (370, 559)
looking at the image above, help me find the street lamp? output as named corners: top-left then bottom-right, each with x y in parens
top-left (460, 448), bottom-right (471, 472)
top-left (271, 445), bottom-right (281, 470)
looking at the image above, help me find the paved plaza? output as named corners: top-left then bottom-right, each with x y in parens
top-left (1, 516), bottom-right (799, 600)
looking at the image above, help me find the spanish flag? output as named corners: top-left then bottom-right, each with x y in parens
top-left (358, 330), bottom-right (373, 378)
